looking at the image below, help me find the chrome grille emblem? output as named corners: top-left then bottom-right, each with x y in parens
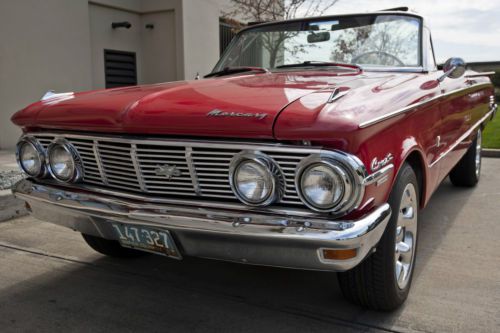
top-left (154, 164), bottom-right (182, 179)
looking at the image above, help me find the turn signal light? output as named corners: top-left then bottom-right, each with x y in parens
top-left (322, 248), bottom-right (357, 260)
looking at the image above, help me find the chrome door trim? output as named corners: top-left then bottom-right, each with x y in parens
top-left (359, 82), bottom-right (492, 128)
top-left (429, 108), bottom-right (494, 168)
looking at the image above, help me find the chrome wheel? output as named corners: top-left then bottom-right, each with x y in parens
top-left (475, 130), bottom-right (482, 177)
top-left (394, 183), bottom-right (418, 290)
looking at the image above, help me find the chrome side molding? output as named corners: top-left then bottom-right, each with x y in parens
top-left (359, 82), bottom-right (492, 128)
top-left (465, 72), bottom-right (496, 78)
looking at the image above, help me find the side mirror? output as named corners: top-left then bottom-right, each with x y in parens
top-left (439, 57), bottom-right (466, 82)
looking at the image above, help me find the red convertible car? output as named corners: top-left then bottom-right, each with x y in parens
top-left (11, 10), bottom-right (497, 310)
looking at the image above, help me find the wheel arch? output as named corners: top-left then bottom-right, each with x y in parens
top-left (393, 148), bottom-right (428, 209)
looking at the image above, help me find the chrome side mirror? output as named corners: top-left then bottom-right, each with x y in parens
top-left (438, 57), bottom-right (466, 82)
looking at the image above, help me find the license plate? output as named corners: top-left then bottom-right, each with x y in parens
top-left (111, 223), bottom-right (182, 259)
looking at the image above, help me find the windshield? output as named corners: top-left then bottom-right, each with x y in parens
top-left (215, 14), bottom-right (422, 71)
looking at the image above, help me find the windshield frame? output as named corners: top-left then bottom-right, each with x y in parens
top-left (212, 12), bottom-right (426, 74)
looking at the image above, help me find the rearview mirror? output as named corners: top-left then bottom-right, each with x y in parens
top-left (439, 57), bottom-right (466, 81)
top-left (307, 32), bottom-right (330, 43)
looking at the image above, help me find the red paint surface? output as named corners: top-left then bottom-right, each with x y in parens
top-left (11, 70), bottom-right (494, 213)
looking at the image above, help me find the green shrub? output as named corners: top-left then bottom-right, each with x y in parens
top-left (493, 72), bottom-right (500, 101)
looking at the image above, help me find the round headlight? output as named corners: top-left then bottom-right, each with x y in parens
top-left (296, 154), bottom-right (363, 214)
top-left (16, 138), bottom-right (44, 177)
top-left (47, 141), bottom-right (82, 182)
top-left (229, 152), bottom-right (284, 206)
top-left (300, 164), bottom-right (345, 209)
top-left (235, 161), bottom-right (273, 203)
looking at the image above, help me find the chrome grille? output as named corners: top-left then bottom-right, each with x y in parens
top-left (33, 134), bottom-right (317, 207)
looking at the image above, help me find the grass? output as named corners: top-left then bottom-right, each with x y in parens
top-left (483, 110), bottom-right (500, 149)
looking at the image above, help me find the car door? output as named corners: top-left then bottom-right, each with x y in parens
top-left (437, 72), bottom-right (480, 182)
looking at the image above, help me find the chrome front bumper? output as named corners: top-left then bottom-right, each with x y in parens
top-left (12, 180), bottom-right (391, 271)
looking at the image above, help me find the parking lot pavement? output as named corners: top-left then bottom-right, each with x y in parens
top-left (0, 159), bottom-right (499, 333)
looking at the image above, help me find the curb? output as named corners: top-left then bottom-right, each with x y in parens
top-left (0, 190), bottom-right (28, 222)
top-left (0, 169), bottom-right (28, 222)
top-left (482, 149), bottom-right (500, 158)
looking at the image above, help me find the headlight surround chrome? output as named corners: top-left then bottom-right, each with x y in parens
top-left (47, 139), bottom-right (83, 183)
top-left (295, 153), bottom-right (365, 214)
top-left (229, 152), bottom-right (285, 206)
top-left (16, 137), bottom-right (45, 177)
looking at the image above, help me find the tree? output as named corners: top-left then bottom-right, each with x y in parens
top-left (331, 18), bottom-right (419, 66)
top-left (223, 0), bottom-right (339, 23)
top-left (223, 0), bottom-right (339, 68)
top-left (492, 72), bottom-right (500, 101)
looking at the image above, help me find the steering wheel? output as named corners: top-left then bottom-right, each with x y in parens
top-left (351, 51), bottom-right (405, 66)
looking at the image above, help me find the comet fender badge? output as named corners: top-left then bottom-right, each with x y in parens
top-left (371, 153), bottom-right (394, 172)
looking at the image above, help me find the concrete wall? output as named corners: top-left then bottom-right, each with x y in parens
top-left (182, 0), bottom-right (221, 78)
top-left (0, 0), bottom-right (222, 149)
top-left (88, 3), bottom-right (177, 88)
top-left (0, 0), bottom-right (93, 150)
top-left (141, 10), bottom-right (177, 83)
top-left (89, 3), bottom-right (145, 88)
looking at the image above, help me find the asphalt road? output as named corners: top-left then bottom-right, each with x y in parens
top-left (0, 159), bottom-right (499, 333)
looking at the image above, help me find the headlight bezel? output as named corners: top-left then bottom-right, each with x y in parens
top-left (15, 136), bottom-right (46, 178)
top-left (46, 139), bottom-right (83, 183)
top-left (229, 151), bottom-right (285, 207)
top-left (295, 153), bottom-right (365, 214)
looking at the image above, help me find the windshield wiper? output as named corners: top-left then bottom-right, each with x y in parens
top-left (276, 61), bottom-right (362, 73)
top-left (204, 66), bottom-right (270, 78)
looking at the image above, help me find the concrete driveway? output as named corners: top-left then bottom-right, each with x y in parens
top-left (0, 159), bottom-right (499, 333)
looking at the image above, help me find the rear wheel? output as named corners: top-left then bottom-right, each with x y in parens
top-left (449, 129), bottom-right (482, 187)
top-left (82, 233), bottom-right (148, 258)
top-left (338, 163), bottom-right (419, 311)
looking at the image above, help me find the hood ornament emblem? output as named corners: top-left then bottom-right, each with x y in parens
top-left (207, 109), bottom-right (268, 120)
top-left (154, 164), bottom-right (182, 179)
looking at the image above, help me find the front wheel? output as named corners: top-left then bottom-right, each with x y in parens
top-left (338, 163), bottom-right (419, 311)
top-left (449, 129), bottom-right (482, 187)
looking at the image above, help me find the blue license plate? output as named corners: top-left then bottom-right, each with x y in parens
top-left (111, 223), bottom-right (182, 259)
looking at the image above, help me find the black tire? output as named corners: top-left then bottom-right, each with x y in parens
top-left (82, 233), bottom-right (148, 258)
top-left (449, 130), bottom-right (482, 187)
top-left (338, 163), bottom-right (419, 311)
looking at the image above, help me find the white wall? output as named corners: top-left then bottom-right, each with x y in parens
top-left (0, 0), bottom-right (222, 149)
top-left (0, 0), bottom-right (93, 149)
top-left (141, 11), bottom-right (177, 83)
top-left (182, 0), bottom-right (221, 78)
top-left (89, 3), bottom-right (144, 88)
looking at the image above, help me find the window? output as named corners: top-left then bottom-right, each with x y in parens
top-left (104, 49), bottom-right (137, 88)
top-left (216, 15), bottom-right (422, 71)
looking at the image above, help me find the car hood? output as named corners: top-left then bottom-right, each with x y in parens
top-left (12, 72), bottom-right (373, 139)
top-left (12, 71), bottom-right (428, 141)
